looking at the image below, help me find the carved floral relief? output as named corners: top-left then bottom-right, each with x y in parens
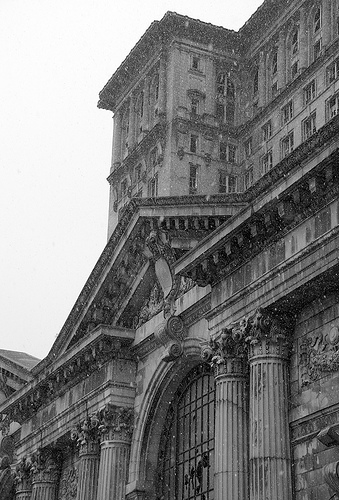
top-left (299, 324), bottom-right (339, 386)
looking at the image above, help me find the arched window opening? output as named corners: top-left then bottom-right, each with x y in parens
top-left (158, 364), bottom-right (215, 500)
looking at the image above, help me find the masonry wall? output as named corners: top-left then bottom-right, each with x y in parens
top-left (290, 292), bottom-right (339, 499)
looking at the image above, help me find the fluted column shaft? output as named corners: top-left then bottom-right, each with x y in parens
top-left (76, 440), bottom-right (100, 500)
top-left (31, 480), bottom-right (58, 500)
top-left (16, 488), bottom-right (32, 500)
top-left (214, 358), bottom-right (249, 500)
top-left (247, 310), bottom-right (292, 500)
top-left (96, 404), bottom-right (134, 500)
top-left (97, 439), bottom-right (131, 500)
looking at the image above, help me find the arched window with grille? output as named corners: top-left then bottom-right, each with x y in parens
top-left (158, 364), bottom-right (215, 500)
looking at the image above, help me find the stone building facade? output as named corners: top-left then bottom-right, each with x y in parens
top-left (1, 0), bottom-right (339, 499)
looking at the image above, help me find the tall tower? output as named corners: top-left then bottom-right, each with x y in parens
top-left (98, 12), bottom-right (246, 238)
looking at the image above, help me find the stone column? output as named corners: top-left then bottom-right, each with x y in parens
top-left (203, 327), bottom-right (249, 500)
top-left (258, 51), bottom-right (266, 108)
top-left (96, 404), bottom-right (134, 500)
top-left (322, 0), bottom-right (332, 47)
top-left (71, 415), bottom-right (100, 500)
top-left (30, 449), bottom-right (61, 500)
top-left (142, 76), bottom-right (150, 133)
top-left (112, 110), bottom-right (122, 167)
top-left (245, 309), bottom-right (292, 500)
top-left (278, 30), bottom-right (286, 89)
top-left (299, 7), bottom-right (308, 70)
top-left (15, 457), bottom-right (32, 500)
top-left (158, 53), bottom-right (167, 117)
top-left (128, 93), bottom-right (136, 151)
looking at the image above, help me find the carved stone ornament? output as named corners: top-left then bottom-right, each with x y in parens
top-left (0, 414), bottom-right (11, 436)
top-left (323, 461), bottom-right (339, 494)
top-left (14, 456), bottom-right (33, 488)
top-left (154, 315), bottom-right (188, 362)
top-left (0, 456), bottom-right (14, 500)
top-left (97, 404), bottom-right (134, 441)
top-left (201, 326), bottom-right (248, 377)
top-left (31, 448), bottom-right (62, 483)
top-left (59, 467), bottom-right (78, 500)
top-left (299, 324), bottom-right (339, 386)
top-left (71, 414), bottom-right (100, 455)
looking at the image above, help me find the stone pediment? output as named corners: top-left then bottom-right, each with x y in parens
top-left (35, 196), bottom-right (242, 371)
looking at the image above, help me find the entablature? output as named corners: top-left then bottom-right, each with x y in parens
top-left (175, 116), bottom-right (339, 286)
top-left (0, 326), bottom-right (134, 430)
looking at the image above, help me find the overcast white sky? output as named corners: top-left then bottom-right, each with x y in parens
top-left (0, 0), bottom-right (263, 360)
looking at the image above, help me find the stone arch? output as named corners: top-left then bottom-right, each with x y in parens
top-left (128, 349), bottom-right (209, 499)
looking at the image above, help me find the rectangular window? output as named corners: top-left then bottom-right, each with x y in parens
top-left (262, 120), bottom-right (272, 141)
top-left (292, 30), bottom-right (299, 55)
top-left (253, 69), bottom-right (259, 95)
top-left (327, 58), bottom-right (339, 85)
top-left (228, 175), bottom-right (237, 193)
top-left (219, 170), bottom-right (227, 193)
top-left (225, 102), bottom-right (235, 125)
top-left (271, 81), bottom-right (278, 97)
top-left (135, 164), bottom-right (142, 183)
top-left (216, 103), bottom-right (225, 122)
top-left (291, 60), bottom-right (299, 79)
top-left (304, 80), bottom-right (316, 105)
top-left (191, 55), bottom-right (200, 71)
top-left (150, 148), bottom-right (157, 167)
top-left (314, 7), bottom-right (321, 33)
top-left (218, 172), bottom-right (237, 193)
top-left (121, 179), bottom-right (127, 198)
top-left (244, 138), bottom-right (252, 158)
top-left (281, 100), bottom-right (293, 125)
top-left (281, 131), bottom-right (294, 158)
top-left (189, 165), bottom-right (198, 194)
top-left (313, 39), bottom-right (322, 61)
top-left (272, 52), bottom-right (278, 75)
top-left (191, 98), bottom-right (199, 115)
top-left (261, 151), bottom-right (273, 175)
top-left (244, 167), bottom-right (254, 190)
top-left (228, 144), bottom-right (237, 163)
top-left (190, 135), bottom-right (198, 153)
top-left (148, 174), bottom-right (158, 197)
top-left (220, 142), bottom-right (227, 161)
top-left (302, 112), bottom-right (316, 141)
top-left (327, 94), bottom-right (339, 120)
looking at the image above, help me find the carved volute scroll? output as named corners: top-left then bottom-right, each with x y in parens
top-left (323, 461), bottom-right (339, 494)
top-left (154, 316), bottom-right (187, 362)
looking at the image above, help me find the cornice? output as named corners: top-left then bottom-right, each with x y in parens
top-left (176, 115), bottom-right (339, 280)
top-left (0, 327), bottom-right (134, 428)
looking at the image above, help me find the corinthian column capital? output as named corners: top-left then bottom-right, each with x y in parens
top-left (71, 414), bottom-right (100, 456)
top-left (245, 308), bottom-right (291, 359)
top-left (203, 327), bottom-right (248, 378)
top-left (98, 404), bottom-right (134, 442)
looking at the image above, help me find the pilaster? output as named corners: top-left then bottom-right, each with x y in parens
top-left (158, 53), bottom-right (166, 117)
top-left (96, 404), bottom-right (134, 500)
top-left (207, 327), bottom-right (249, 500)
top-left (278, 30), bottom-right (286, 89)
top-left (258, 51), bottom-right (266, 108)
top-left (322, 0), bottom-right (332, 47)
top-left (245, 309), bottom-right (292, 500)
top-left (299, 7), bottom-right (308, 70)
top-left (112, 110), bottom-right (122, 166)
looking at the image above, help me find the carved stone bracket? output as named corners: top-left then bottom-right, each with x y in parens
top-left (154, 316), bottom-right (188, 362)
